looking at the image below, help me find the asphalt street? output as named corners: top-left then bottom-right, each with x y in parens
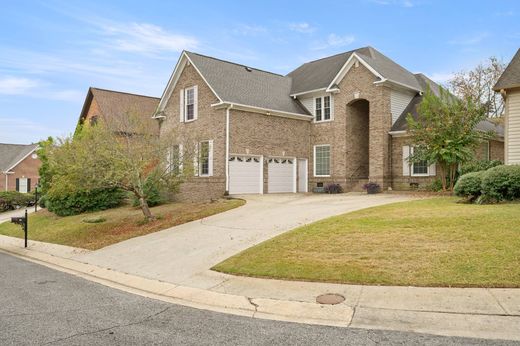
top-left (0, 252), bottom-right (515, 345)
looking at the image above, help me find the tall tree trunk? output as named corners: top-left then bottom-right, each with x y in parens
top-left (139, 196), bottom-right (155, 221)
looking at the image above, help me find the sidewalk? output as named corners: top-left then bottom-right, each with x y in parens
top-left (1, 236), bottom-right (519, 341)
top-left (0, 208), bottom-right (34, 224)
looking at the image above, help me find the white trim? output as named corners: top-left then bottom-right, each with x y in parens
top-left (374, 78), bottom-right (422, 92)
top-left (184, 86), bottom-right (197, 122)
top-left (389, 130), bottom-right (407, 136)
top-left (4, 147), bottom-right (38, 172)
top-left (259, 155), bottom-right (264, 194)
top-left (156, 52), bottom-right (223, 114)
top-left (225, 106), bottom-right (230, 192)
top-left (313, 144), bottom-right (331, 177)
top-left (313, 95), bottom-right (333, 123)
top-left (297, 158), bottom-right (309, 193)
top-left (198, 140), bottom-right (213, 177)
top-left (293, 157), bottom-right (297, 193)
top-left (325, 53), bottom-right (385, 92)
top-left (289, 87), bottom-right (327, 98)
top-left (409, 147), bottom-right (430, 177)
top-left (212, 102), bottom-right (313, 121)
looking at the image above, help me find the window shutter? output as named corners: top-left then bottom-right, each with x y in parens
top-left (179, 88), bottom-right (185, 123)
top-left (179, 144), bottom-right (184, 172)
top-left (16, 178), bottom-right (19, 192)
top-left (193, 85), bottom-right (198, 120)
top-left (27, 178), bottom-right (31, 192)
top-left (208, 140), bottom-right (214, 176)
top-left (402, 146), bottom-right (410, 176)
top-left (429, 162), bottom-right (436, 176)
top-left (193, 143), bottom-right (199, 176)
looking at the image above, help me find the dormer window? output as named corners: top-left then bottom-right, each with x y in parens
top-left (314, 95), bottom-right (331, 122)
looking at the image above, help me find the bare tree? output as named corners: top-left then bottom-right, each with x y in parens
top-left (448, 57), bottom-right (506, 118)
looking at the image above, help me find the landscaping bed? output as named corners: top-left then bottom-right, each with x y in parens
top-left (0, 199), bottom-right (244, 250)
top-left (213, 197), bottom-right (520, 287)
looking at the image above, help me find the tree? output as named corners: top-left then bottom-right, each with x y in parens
top-left (45, 112), bottom-right (196, 220)
top-left (406, 87), bottom-right (492, 192)
top-left (448, 57), bottom-right (506, 118)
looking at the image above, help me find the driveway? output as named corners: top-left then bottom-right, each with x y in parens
top-left (0, 208), bottom-right (34, 224)
top-left (73, 193), bottom-right (413, 287)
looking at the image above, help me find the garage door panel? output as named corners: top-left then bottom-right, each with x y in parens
top-left (229, 156), bottom-right (262, 194)
top-left (268, 158), bottom-right (295, 193)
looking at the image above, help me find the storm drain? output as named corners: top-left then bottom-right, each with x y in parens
top-left (316, 293), bottom-right (345, 305)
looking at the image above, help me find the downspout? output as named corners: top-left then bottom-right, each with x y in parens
top-left (225, 105), bottom-right (232, 193)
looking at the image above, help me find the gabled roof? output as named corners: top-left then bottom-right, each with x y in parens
top-left (177, 52), bottom-right (309, 116)
top-left (391, 75), bottom-right (504, 138)
top-left (494, 48), bottom-right (520, 91)
top-left (78, 87), bottom-right (160, 134)
top-left (0, 143), bottom-right (38, 172)
top-left (287, 46), bottom-right (423, 95)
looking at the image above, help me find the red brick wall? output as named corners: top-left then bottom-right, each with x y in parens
top-left (0, 152), bottom-right (41, 192)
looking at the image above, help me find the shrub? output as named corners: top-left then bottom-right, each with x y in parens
top-left (426, 179), bottom-right (443, 192)
top-left (363, 182), bottom-right (381, 194)
top-left (324, 183), bottom-right (343, 194)
top-left (82, 216), bottom-right (106, 224)
top-left (131, 177), bottom-right (164, 208)
top-left (454, 171), bottom-right (484, 201)
top-left (481, 165), bottom-right (520, 202)
top-left (459, 160), bottom-right (502, 176)
top-left (46, 188), bottom-right (125, 216)
top-left (0, 191), bottom-right (35, 212)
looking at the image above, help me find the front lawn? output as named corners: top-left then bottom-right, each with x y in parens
top-left (0, 199), bottom-right (244, 250)
top-left (213, 197), bottom-right (520, 287)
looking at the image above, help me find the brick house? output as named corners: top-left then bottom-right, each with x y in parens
top-left (494, 48), bottom-right (520, 165)
top-left (153, 47), bottom-right (503, 200)
top-left (0, 143), bottom-right (41, 193)
top-left (76, 87), bottom-right (160, 136)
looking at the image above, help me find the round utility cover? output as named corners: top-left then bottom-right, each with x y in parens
top-left (316, 293), bottom-right (345, 305)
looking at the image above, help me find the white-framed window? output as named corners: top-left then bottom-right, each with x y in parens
top-left (17, 178), bottom-right (29, 193)
top-left (314, 95), bottom-right (332, 122)
top-left (412, 160), bottom-right (429, 176)
top-left (480, 141), bottom-right (490, 161)
top-left (180, 86), bottom-right (198, 122)
top-left (195, 140), bottom-right (213, 177)
top-left (314, 145), bottom-right (331, 177)
top-left (166, 144), bottom-right (183, 174)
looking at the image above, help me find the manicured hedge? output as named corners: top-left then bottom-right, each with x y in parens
top-left (459, 160), bottom-right (502, 176)
top-left (45, 188), bottom-right (125, 216)
top-left (0, 191), bottom-right (35, 212)
top-left (481, 165), bottom-right (520, 202)
top-left (454, 171), bottom-right (484, 200)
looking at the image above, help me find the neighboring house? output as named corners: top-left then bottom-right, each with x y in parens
top-left (494, 48), bottom-right (520, 165)
top-left (0, 143), bottom-right (40, 193)
top-left (76, 87), bottom-right (160, 136)
top-left (154, 46), bottom-right (504, 200)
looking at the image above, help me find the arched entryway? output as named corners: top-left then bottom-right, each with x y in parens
top-left (347, 99), bottom-right (369, 179)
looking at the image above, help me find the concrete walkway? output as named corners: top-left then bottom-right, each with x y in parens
top-left (0, 208), bottom-right (34, 224)
top-left (1, 193), bottom-right (519, 341)
top-left (72, 193), bottom-right (413, 286)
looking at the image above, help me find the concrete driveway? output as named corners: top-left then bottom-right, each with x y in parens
top-left (0, 208), bottom-right (33, 224)
top-left (73, 193), bottom-right (413, 286)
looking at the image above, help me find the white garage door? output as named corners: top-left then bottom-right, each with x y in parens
top-left (268, 158), bottom-right (295, 193)
top-left (229, 155), bottom-right (262, 194)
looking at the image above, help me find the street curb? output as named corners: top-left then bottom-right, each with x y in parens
top-left (2, 243), bottom-right (520, 341)
top-left (0, 244), bottom-right (353, 328)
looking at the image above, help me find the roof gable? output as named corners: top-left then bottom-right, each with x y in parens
top-left (494, 48), bottom-right (520, 91)
top-left (0, 143), bottom-right (38, 172)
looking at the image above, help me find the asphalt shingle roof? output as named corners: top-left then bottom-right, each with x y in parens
top-left (185, 52), bottom-right (309, 115)
top-left (80, 88), bottom-right (160, 135)
top-left (494, 48), bottom-right (520, 91)
top-left (287, 46), bottom-right (422, 95)
top-left (0, 143), bottom-right (38, 172)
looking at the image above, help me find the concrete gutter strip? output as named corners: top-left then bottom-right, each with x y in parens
top-left (1, 242), bottom-right (520, 341)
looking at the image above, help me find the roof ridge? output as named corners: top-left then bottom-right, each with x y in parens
top-left (0, 143), bottom-right (36, 146)
top-left (90, 87), bottom-right (160, 100)
top-left (185, 51), bottom-right (287, 78)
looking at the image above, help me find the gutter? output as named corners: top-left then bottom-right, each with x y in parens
top-left (225, 105), bottom-right (232, 193)
top-left (211, 101), bottom-right (312, 121)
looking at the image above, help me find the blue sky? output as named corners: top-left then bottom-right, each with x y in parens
top-left (1, 0), bottom-right (519, 144)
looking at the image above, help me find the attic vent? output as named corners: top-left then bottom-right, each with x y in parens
top-left (245, 66), bottom-right (252, 72)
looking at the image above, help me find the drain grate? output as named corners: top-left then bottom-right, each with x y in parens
top-left (316, 293), bottom-right (345, 305)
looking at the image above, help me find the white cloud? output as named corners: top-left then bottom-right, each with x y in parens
top-left (288, 22), bottom-right (316, 34)
top-left (0, 117), bottom-right (62, 144)
top-left (101, 22), bottom-right (198, 55)
top-left (448, 33), bottom-right (489, 45)
top-left (0, 76), bottom-right (41, 95)
top-left (370, 0), bottom-right (416, 7)
top-left (312, 34), bottom-right (355, 50)
top-left (233, 24), bottom-right (267, 36)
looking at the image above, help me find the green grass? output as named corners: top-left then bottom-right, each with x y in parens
top-left (0, 199), bottom-right (244, 250)
top-left (213, 197), bottom-right (520, 287)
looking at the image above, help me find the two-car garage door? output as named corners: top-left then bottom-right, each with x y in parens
top-left (228, 155), bottom-right (296, 194)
